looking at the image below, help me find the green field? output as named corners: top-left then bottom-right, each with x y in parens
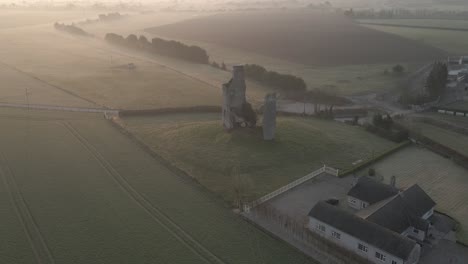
top-left (362, 21), bottom-right (468, 54)
top-left (361, 145), bottom-right (468, 243)
top-left (444, 101), bottom-right (468, 111)
top-left (402, 118), bottom-right (468, 157)
top-left (122, 113), bottom-right (396, 202)
top-left (359, 19), bottom-right (468, 30)
top-left (0, 108), bottom-right (315, 264)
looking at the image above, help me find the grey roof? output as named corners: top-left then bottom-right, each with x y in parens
top-left (347, 176), bottom-right (398, 204)
top-left (400, 185), bottom-right (436, 218)
top-left (309, 201), bottom-right (417, 260)
top-left (366, 196), bottom-right (428, 233)
top-left (366, 184), bottom-right (435, 234)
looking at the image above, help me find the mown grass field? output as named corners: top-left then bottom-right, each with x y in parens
top-left (360, 145), bottom-right (468, 243)
top-left (122, 113), bottom-right (396, 202)
top-left (401, 118), bottom-right (468, 157)
top-left (0, 108), bottom-right (316, 264)
top-left (444, 101), bottom-right (468, 111)
top-left (359, 19), bottom-right (468, 30)
top-left (362, 21), bottom-right (468, 54)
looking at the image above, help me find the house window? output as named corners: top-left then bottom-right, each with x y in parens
top-left (392, 261), bottom-right (398, 264)
top-left (350, 199), bottom-right (356, 204)
top-left (316, 224), bottom-right (326, 232)
top-left (375, 252), bottom-right (386, 261)
top-left (358, 243), bottom-right (368, 252)
top-left (362, 202), bottom-right (367, 208)
top-left (414, 229), bottom-right (419, 234)
top-left (331, 231), bottom-right (341, 239)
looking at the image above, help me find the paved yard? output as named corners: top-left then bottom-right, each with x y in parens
top-left (265, 173), bottom-right (355, 222)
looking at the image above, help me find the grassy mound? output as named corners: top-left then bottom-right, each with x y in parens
top-left (124, 114), bottom-right (396, 202)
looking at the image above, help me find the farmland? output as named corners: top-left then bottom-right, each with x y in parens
top-left (360, 145), bottom-right (468, 243)
top-left (136, 10), bottom-right (437, 95)
top-left (147, 11), bottom-right (444, 66)
top-left (401, 117), bottom-right (468, 157)
top-left (358, 19), bottom-right (468, 31)
top-left (122, 113), bottom-right (396, 202)
top-left (0, 10), bottom-right (269, 110)
top-left (0, 108), bottom-right (315, 263)
top-left (443, 101), bottom-right (468, 111)
top-left (0, 9), bottom-right (101, 29)
top-left (361, 21), bottom-right (468, 54)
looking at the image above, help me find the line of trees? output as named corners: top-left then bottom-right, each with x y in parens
top-left (54, 23), bottom-right (92, 37)
top-left (366, 114), bottom-right (408, 143)
top-left (99, 12), bottom-right (124, 21)
top-left (400, 61), bottom-right (447, 105)
top-left (243, 64), bottom-right (349, 114)
top-left (244, 64), bottom-right (306, 97)
top-left (105, 33), bottom-right (209, 64)
top-left (426, 61), bottom-right (448, 100)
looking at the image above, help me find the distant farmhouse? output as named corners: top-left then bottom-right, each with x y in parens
top-left (308, 177), bottom-right (436, 264)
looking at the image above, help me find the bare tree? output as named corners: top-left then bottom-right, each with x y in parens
top-left (231, 166), bottom-right (253, 208)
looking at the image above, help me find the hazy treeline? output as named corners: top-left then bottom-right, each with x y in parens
top-left (99, 12), bottom-right (124, 21)
top-left (105, 33), bottom-right (209, 64)
top-left (347, 8), bottom-right (468, 20)
top-left (79, 12), bottom-right (126, 25)
top-left (54, 23), bottom-right (92, 37)
top-left (244, 64), bottom-right (306, 97)
top-left (244, 64), bottom-right (347, 106)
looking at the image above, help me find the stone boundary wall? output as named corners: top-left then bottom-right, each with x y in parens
top-left (119, 105), bottom-right (221, 117)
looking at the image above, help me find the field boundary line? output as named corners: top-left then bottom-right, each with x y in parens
top-left (0, 152), bottom-right (55, 264)
top-left (61, 121), bottom-right (226, 264)
top-left (0, 102), bottom-right (118, 114)
top-left (358, 21), bottom-right (468, 32)
top-left (0, 60), bottom-right (102, 108)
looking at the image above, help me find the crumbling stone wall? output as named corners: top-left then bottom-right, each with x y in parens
top-left (263, 93), bottom-right (277, 140)
top-left (222, 65), bottom-right (257, 130)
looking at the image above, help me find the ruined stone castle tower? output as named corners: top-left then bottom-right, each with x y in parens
top-left (262, 93), bottom-right (277, 141)
top-left (222, 65), bottom-right (247, 130)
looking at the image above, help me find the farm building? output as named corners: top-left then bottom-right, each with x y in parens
top-left (308, 177), bottom-right (436, 264)
top-left (347, 176), bottom-right (399, 210)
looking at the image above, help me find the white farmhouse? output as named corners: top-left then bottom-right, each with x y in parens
top-left (308, 177), bottom-right (436, 264)
top-left (309, 202), bottom-right (421, 264)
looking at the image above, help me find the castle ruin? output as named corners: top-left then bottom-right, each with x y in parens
top-left (222, 65), bottom-right (256, 130)
top-left (262, 93), bottom-right (277, 140)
